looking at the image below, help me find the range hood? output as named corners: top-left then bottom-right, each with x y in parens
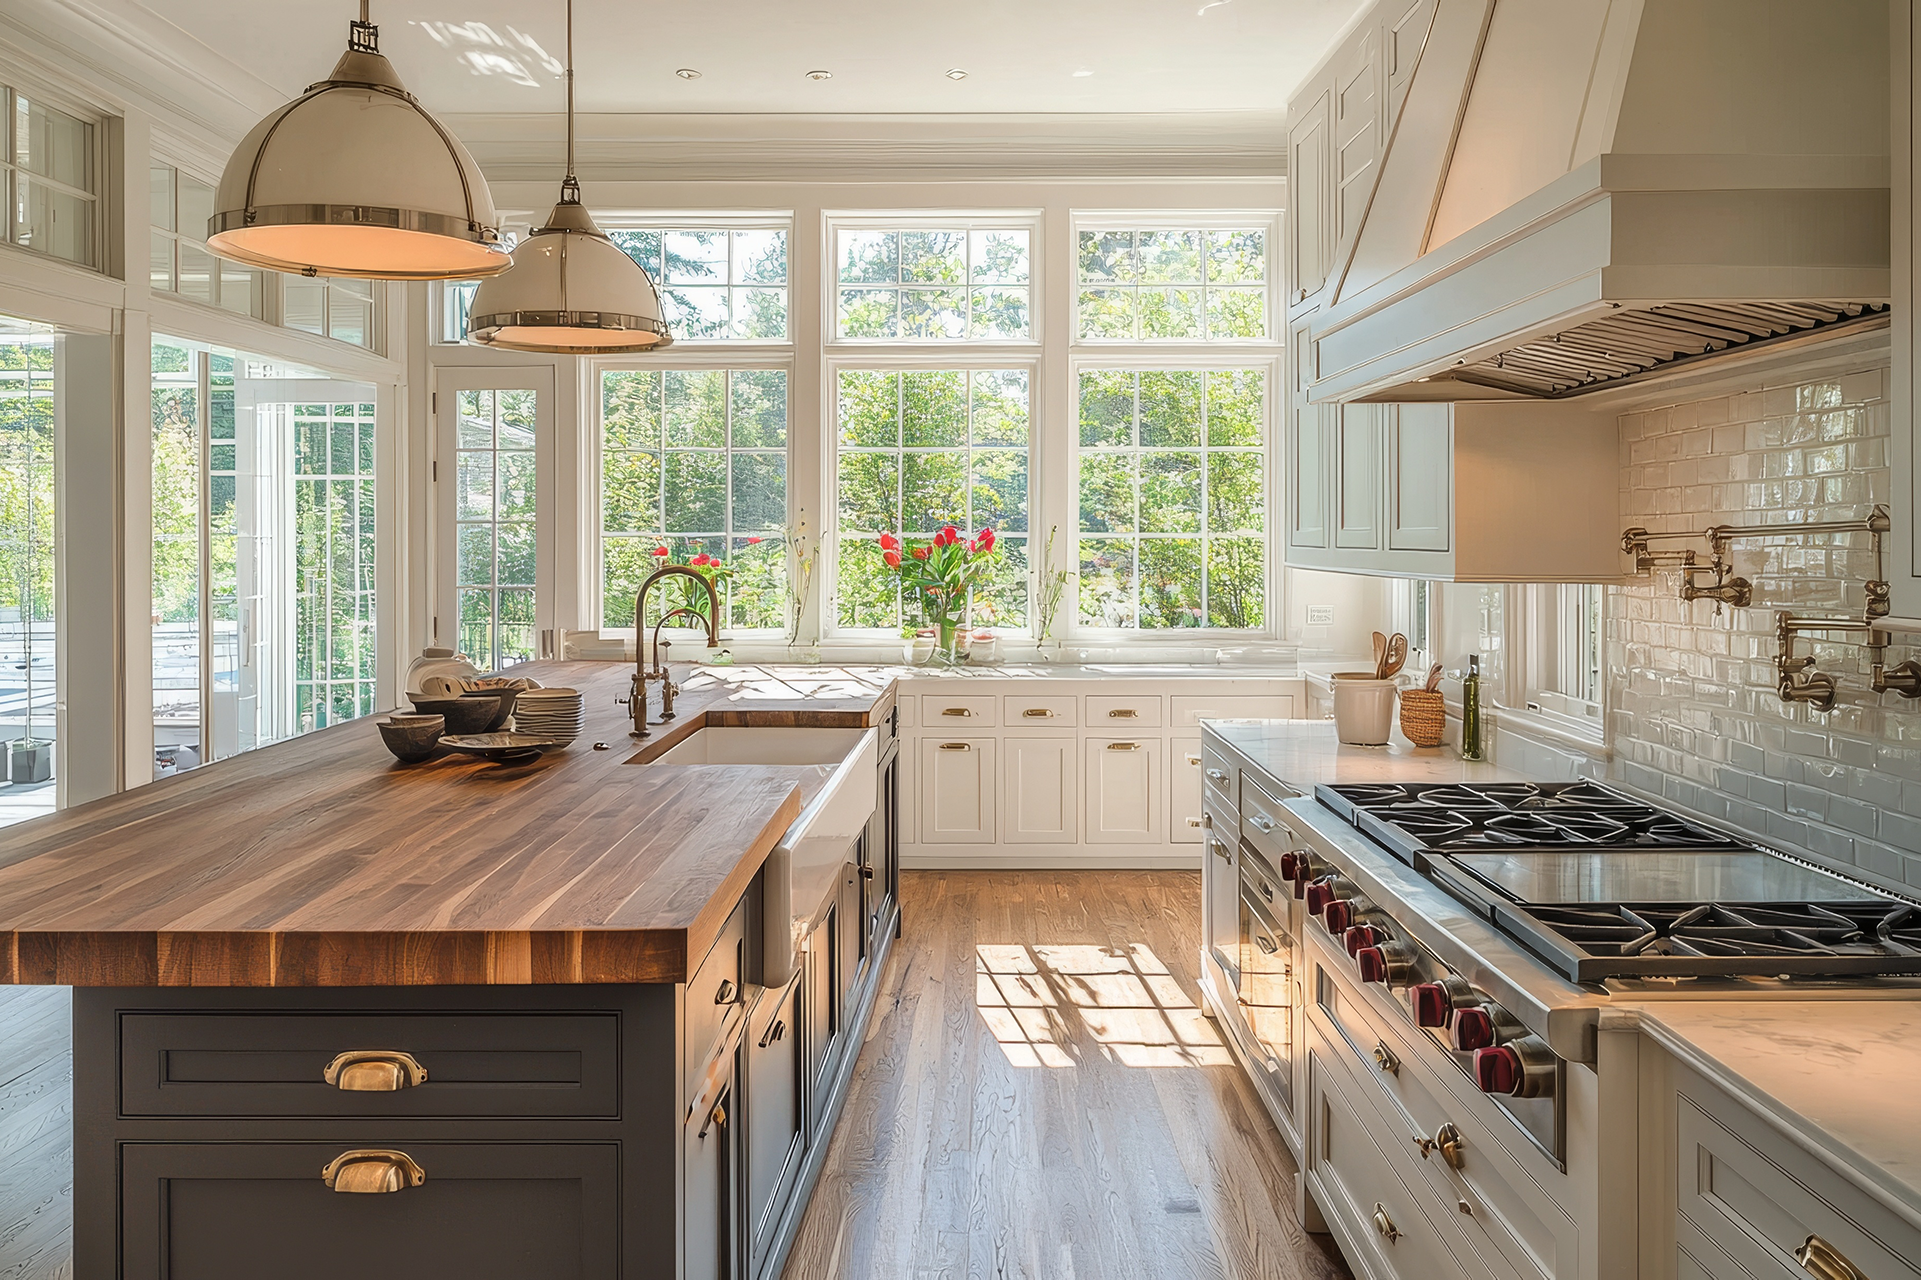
top-left (1306, 0), bottom-right (1891, 403)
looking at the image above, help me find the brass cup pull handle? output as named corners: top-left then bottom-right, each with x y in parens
top-left (1415, 1124), bottom-right (1465, 1170)
top-left (1186, 753), bottom-right (1203, 765)
top-left (1022, 708), bottom-right (1056, 718)
top-left (323, 1050), bottom-right (428, 1091)
top-left (1186, 817), bottom-right (1203, 827)
top-left (1106, 741), bottom-right (1142, 751)
top-left (322, 1149), bottom-right (426, 1194)
top-left (1798, 1236), bottom-right (1869, 1280)
top-left (941, 707), bottom-right (973, 717)
top-left (1108, 708), bottom-right (1140, 718)
top-left (938, 742), bottom-right (971, 751)
top-left (1372, 1204), bottom-right (1401, 1243)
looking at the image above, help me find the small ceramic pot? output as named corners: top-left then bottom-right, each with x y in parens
top-left (907, 637), bottom-right (936, 665)
top-left (379, 715), bottom-right (445, 763)
top-left (1331, 673), bottom-right (1398, 746)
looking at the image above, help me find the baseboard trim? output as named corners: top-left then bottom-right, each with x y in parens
top-left (901, 847), bottom-right (1204, 870)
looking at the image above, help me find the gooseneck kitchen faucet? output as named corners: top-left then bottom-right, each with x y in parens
top-left (625, 566), bottom-right (721, 737)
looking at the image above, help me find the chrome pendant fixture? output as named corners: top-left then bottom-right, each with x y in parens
top-left (207, 2), bottom-right (509, 280)
top-left (465, 0), bottom-right (672, 353)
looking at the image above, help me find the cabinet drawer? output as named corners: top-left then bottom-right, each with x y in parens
top-left (1677, 1074), bottom-right (1921, 1280)
top-left (1004, 694), bottom-right (1078, 726)
top-left (1308, 1028), bottom-right (1469, 1280)
top-left (120, 1142), bottom-right (617, 1280)
top-left (119, 1012), bottom-right (619, 1119)
top-left (1239, 778), bottom-right (1302, 867)
top-left (686, 896), bottom-right (749, 1085)
top-left (1199, 742), bottom-right (1239, 801)
top-left (1172, 694), bottom-right (1296, 726)
top-left (921, 693), bottom-right (997, 727)
top-left (1086, 695), bottom-right (1163, 728)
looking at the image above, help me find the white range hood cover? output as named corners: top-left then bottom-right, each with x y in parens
top-left (1308, 0), bottom-right (1891, 402)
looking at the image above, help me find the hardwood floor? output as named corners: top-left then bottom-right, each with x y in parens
top-left (0, 986), bottom-right (70, 1280)
top-left (782, 871), bottom-right (1352, 1280)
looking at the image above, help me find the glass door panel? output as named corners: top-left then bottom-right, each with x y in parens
top-left (0, 321), bottom-right (56, 825)
top-left (437, 371), bottom-right (553, 674)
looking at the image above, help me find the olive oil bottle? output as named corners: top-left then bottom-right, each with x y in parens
top-left (1460, 654), bottom-right (1484, 761)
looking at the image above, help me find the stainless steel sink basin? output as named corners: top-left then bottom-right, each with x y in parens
top-left (647, 725), bottom-right (877, 986)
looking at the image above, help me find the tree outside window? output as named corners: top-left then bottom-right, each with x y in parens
top-left (836, 368), bottom-right (1029, 630)
top-left (1077, 368), bottom-right (1265, 629)
top-left (606, 229), bottom-right (788, 340)
top-left (835, 229), bottom-right (1030, 341)
top-left (1077, 228), bottom-right (1267, 341)
top-left (601, 368), bottom-right (788, 629)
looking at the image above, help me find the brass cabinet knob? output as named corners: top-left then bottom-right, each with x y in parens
top-left (1797, 1235), bottom-right (1869, 1280)
top-left (323, 1050), bottom-right (428, 1091)
top-left (1372, 1204), bottom-right (1402, 1243)
top-left (321, 1149), bottom-right (426, 1194)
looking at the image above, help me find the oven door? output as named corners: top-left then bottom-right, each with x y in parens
top-left (1237, 846), bottom-right (1294, 1109)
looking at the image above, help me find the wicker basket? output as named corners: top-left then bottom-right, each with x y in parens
top-left (1398, 689), bottom-right (1446, 748)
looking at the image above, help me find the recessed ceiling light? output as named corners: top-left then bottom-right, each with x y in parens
top-left (675, 68), bottom-right (701, 79)
top-left (1072, 68), bottom-right (1094, 77)
top-left (945, 68), bottom-right (968, 80)
top-left (806, 69), bottom-right (833, 81)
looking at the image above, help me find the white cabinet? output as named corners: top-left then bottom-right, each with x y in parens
top-left (1289, 85), bottom-right (1332, 312)
top-left (1289, 317), bottom-right (1333, 553)
top-left (918, 738), bottom-right (995, 844)
top-left (1284, 399), bottom-right (1621, 582)
top-left (1002, 736), bottom-right (1077, 844)
top-left (1893, 6), bottom-right (1921, 624)
top-left (1170, 737), bottom-right (1204, 844)
top-left (1332, 20), bottom-right (1382, 263)
top-left (1085, 737), bottom-right (1161, 843)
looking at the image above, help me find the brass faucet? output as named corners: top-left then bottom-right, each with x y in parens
top-left (624, 567), bottom-right (721, 737)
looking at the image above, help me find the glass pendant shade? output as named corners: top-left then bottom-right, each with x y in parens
top-left (466, 198), bottom-right (674, 352)
top-left (207, 23), bottom-right (509, 281)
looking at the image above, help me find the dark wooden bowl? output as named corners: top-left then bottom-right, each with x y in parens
top-left (407, 696), bottom-right (497, 735)
top-left (378, 716), bottom-right (446, 763)
top-left (460, 688), bottom-right (522, 731)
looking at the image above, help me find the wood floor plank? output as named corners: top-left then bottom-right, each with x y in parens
top-left (782, 871), bottom-right (1354, 1280)
top-left (0, 986), bottom-right (70, 1280)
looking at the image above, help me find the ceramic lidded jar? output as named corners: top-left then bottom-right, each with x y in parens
top-left (406, 647), bottom-right (478, 695)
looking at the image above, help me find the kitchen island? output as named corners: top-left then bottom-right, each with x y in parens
top-left (0, 661), bottom-right (901, 1280)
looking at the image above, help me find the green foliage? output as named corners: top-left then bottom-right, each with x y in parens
top-left (1075, 227), bottom-right (1267, 340)
top-left (0, 340), bottom-right (56, 636)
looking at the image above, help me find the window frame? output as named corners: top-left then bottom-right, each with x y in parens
top-left (1068, 210), bottom-right (1282, 349)
top-left (823, 351), bottom-right (1043, 640)
top-left (149, 158), bottom-right (266, 319)
top-left (823, 211), bottom-right (1044, 350)
top-left (1066, 350), bottom-right (1283, 641)
top-left (0, 80), bottom-right (105, 273)
top-left (589, 347), bottom-right (798, 637)
top-left (592, 212), bottom-right (796, 347)
top-left (1518, 582), bottom-right (1606, 736)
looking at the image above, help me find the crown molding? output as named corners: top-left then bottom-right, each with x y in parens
top-left (446, 111), bottom-right (1289, 183)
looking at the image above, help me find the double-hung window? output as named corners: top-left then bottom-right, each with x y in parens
top-left (1071, 216), bottom-right (1280, 635)
top-left (828, 215), bottom-right (1038, 637)
top-left (2, 86), bottom-right (96, 269)
top-left (150, 162), bottom-right (264, 317)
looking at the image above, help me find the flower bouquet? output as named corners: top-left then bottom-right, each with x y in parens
top-left (875, 525), bottom-right (999, 664)
top-left (648, 543), bottom-right (740, 624)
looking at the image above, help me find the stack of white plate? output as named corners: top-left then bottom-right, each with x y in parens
top-left (512, 687), bottom-right (586, 747)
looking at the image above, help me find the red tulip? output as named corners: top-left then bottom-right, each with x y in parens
top-left (883, 549), bottom-right (902, 568)
top-left (979, 526), bottom-right (995, 550)
top-left (940, 525), bottom-right (959, 546)
top-left (652, 546), bottom-right (669, 557)
top-left (912, 546), bottom-right (931, 560)
top-left (745, 536), bottom-right (762, 544)
top-left (879, 533), bottom-right (901, 551)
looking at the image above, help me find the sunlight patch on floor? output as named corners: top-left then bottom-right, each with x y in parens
top-left (975, 942), bottom-right (1233, 1068)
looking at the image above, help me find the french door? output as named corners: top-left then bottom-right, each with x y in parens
top-left (434, 368), bottom-right (556, 673)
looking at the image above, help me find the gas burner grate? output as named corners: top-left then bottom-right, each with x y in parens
top-left (1414, 784), bottom-right (1542, 810)
top-left (1512, 782), bottom-right (1645, 810)
top-left (1496, 901), bottom-right (1921, 982)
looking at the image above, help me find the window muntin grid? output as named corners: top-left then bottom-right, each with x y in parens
top-left (1076, 368), bottom-right (1266, 629)
top-left (4, 89), bottom-right (95, 269)
top-left (606, 228), bottom-right (789, 341)
top-left (149, 163), bottom-right (263, 318)
top-left (452, 389), bottom-right (538, 672)
top-left (834, 229), bottom-right (1031, 341)
top-left (1075, 228), bottom-right (1267, 342)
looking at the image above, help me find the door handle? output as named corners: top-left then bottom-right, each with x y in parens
top-left (1210, 838), bottom-right (1232, 861)
top-left (323, 1050), bottom-right (428, 1091)
top-left (1413, 1123), bottom-right (1466, 1170)
top-left (321, 1149), bottom-right (426, 1194)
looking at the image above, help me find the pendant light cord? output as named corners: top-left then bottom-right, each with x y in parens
top-left (560, 0), bottom-right (580, 204)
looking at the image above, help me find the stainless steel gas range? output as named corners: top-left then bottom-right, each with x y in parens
top-left (1292, 779), bottom-right (1921, 1164)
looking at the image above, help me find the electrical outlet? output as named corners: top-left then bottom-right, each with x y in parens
top-left (1305, 605), bottom-right (1335, 626)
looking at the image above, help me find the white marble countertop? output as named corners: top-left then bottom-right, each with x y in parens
top-left (1204, 719), bottom-right (1530, 792)
top-left (1633, 1001), bottom-right (1921, 1227)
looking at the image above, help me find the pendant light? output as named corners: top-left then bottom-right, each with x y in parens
top-left (464, 0), bottom-right (673, 353)
top-left (207, 2), bottom-right (509, 281)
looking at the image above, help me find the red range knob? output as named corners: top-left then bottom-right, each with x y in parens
top-left (1305, 880), bottom-right (1337, 915)
top-left (1344, 925), bottom-right (1382, 957)
top-left (1474, 1045), bottom-right (1524, 1095)
top-left (1355, 946), bottom-right (1389, 984)
top-left (1291, 873), bottom-right (1311, 900)
top-left (1323, 899), bottom-right (1356, 933)
top-left (1450, 1007), bottom-right (1495, 1051)
top-left (1408, 982), bottom-right (1453, 1029)
top-left (1278, 852), bottom-right (1302, 880)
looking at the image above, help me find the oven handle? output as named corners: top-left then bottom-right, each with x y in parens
top-left (1238, 839), bottom-right (1283, 890)
top-left (1239, 881), bottom-right (1288, 943)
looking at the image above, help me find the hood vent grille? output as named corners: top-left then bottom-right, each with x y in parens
top-left (1446, 301), bottom-right (1890, 399)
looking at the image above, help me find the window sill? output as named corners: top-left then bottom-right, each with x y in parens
top-left (1489, 703), bottom-right (1607, 756)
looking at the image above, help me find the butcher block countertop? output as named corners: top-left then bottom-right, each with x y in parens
top-left (0, 662), bottom-right (895, 989)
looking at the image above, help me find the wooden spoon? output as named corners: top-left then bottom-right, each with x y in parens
top-left (1382, 633), bottom-right (1408, 679)
top-left (1424, 661), bottom-right (1444, 692)
top-left (1371, 631), bottom-right (1388, 679)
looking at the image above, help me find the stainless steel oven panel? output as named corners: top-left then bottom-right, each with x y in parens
top-left (1238, 882), bottom-right (1294, 1108)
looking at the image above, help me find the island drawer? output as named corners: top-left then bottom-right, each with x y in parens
top-left (120, 1012), bottom-right (620, 1118)
top-left (686, 895), bottom-right (749, 1084)
top-left (1198, 741), bottom-right (1238, 801)
top-left (118, 1141), bottom-right (618, 1279)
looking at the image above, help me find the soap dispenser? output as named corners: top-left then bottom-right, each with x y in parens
top-left (1460, 654), bottom-right (1484, 761)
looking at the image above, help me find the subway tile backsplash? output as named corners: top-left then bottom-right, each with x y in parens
top-left (1610, 359), bottom-right (1921, 889)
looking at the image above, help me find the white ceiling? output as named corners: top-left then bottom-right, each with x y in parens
top-left (137, 0), bottom-right (1366, 116)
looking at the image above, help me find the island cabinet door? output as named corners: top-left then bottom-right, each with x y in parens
top-left (919, 737), bottom-right (995, 843)
top-left (1085, 737), bottom-right (1161, 843)
top-left (119, 1142), bottom-right (617, 1280)
top-left (686, 1038), bottom-right (746, 1280)
top-left (745, 977), bottom-right (806, 1275)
